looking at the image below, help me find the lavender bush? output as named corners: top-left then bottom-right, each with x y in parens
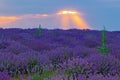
top-left (0, 28), bottom-right (119, 80)
top-left (0, 71), bottom-right (12, 80)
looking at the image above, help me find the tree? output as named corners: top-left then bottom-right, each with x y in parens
top-left (97, 27), bottom-right (110, 54)
top-left (37, 24), bottom-right (42, 37)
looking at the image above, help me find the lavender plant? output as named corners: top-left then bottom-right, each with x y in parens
top-left (58, 57), bottom-right (92, 80)
top-left (0, 71), bottom-right (12, 80)
top-left (87, 54), bottom-right (120, 75)
top-left (0, 28), bottom-right (119, 80)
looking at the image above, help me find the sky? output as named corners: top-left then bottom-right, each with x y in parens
top-left (0, 0), bottom-right (120, 31)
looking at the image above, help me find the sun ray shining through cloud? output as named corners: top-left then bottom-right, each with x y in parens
top-left (0, 0), bottom-right (120, 30)
top-left (60, 14), bottom-right (70, 29)
top-left (70, 15), bottom-right (89, 29)
top-left (0, 10), bottom-right (90, 29)
top-left (57, 10), bottom-right (90, 29)
top-left (57, 10), bottom-right (78, 15)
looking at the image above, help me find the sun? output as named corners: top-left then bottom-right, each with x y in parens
top-left (57, 10), bottom-right (90, 30)
top-left (57, 10), bottom-right (78, 15)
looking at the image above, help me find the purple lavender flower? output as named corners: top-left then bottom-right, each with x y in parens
top-left (0, 71), bottom-right (12, 80)
top-left (87, 54), bottom-right (120, 75)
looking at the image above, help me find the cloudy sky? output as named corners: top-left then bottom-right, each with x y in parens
top-left (0, 0), bottom-right (120, 31)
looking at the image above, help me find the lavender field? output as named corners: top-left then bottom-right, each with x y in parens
top-left (0, 28), bottom-right (120, 80)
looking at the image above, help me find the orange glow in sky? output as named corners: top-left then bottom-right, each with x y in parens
top-left (70, 15), bottom-right (89, 29)
top-left (57, 10), bottom-right (90, 29)
top-left (57, 10), bottom-right (78, 15)
top-left (0, 16), bottom-right (19, 25)
top-left (0, 10), bottom-right (90, 29)
top-left (61, 14), bottom-right (70, 29)
top-left (41, 14), bottom-right (48, 17)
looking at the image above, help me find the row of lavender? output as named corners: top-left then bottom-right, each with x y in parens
top-left (0, 28), bottom-right (120, 80)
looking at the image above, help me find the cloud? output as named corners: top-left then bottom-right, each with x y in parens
top-left (20, 14), bottom-right (49, 19)
top-left (0, 13), bottom-right (59, 29)
top-left (0, 10), bottom-right (90, 30)
top-left (0, 14), bottom-right (50, 25)
top-left (0, 16), bottom-right (20, 25)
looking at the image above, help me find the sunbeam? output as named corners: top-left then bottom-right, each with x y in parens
top-left (70, 14), bottom-right (89, 29)
top-left (60, 14), bottom-right (70, 29)
top-left (57, 10), bottom-right (90, 29)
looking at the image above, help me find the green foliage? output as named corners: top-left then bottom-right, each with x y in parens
top-left (37, 24), bottom-right (42, 37)
top-left (13, 70), bottom-right (54, 80)
top-left (82, 52), bottom-right (89, 58)
top-left (97, 27), bottom-right (110, 54)
top-left (32, 70), bottom-right (54, 80)
top-left (65, 69), bottom-right (73, 77)
top-left (27, 59), bottom-right (38, 70)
